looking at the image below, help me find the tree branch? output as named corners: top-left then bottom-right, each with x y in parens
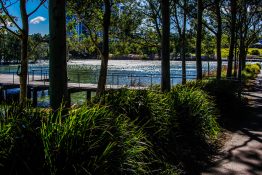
top-left (28, 0), bottom-right (47, 17)
top-left (0, 0), bottom-right (22, 31)
top-left (0, 15), bottom-right (20, 38)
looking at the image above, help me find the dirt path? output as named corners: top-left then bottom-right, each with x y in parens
top-left (202, 71), bottom-right (262, 175)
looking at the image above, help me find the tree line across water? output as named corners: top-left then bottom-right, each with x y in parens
top-left (0, 0), bottom-right (261, 110)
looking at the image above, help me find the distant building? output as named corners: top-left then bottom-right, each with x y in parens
top-left (67, 3), bottom-right (125, 40)
top-left (66, 16), bottom-right (87, 39)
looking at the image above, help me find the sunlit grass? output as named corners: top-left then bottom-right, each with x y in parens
top-left (221, 48), bottom-right (262, 58)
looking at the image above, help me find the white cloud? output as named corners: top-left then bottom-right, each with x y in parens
top-left (30, 16), bottom-right (46, 24)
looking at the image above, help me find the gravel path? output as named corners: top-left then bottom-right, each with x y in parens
top-left (202, 71), bottom-right (262, 175)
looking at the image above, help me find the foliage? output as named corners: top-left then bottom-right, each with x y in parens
top-left (250, 49), bottom-right (260, 55)
top-left (185, 79), bottom-right (247, 126)
top-left (28, 33), bottom-right (49, 61)
top-left (0, 104), bottom-right (154, 175)
top-left (242, 63), bottom-right (261, 80)
top-left (170, 86), bottom-right (219, 141)
top-left (0, 32), bottom-right (21, 63)
top-left (41, 105), bottom-right (153, 175)
top-left (0, 104), bottom-right (46, 174)
top-left (94, 88), bottom-right (219, 173)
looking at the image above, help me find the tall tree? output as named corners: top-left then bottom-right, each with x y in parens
top-left (172, 0), bottom-right (188, 84)
top-left (0, 0), bottom-right (46, 103)
top-left (49, 0), bottom-right (68, 110)
top-left (161, 0), bottom-right (171, 92)
top-left (203, 0), bottom-right (222, 79)
top-left (97, 0), bottom-right (111, 96)
top-left (215, 0), bottom-right (222, 80)
top-left (196, 0), bottom-right (203, 80)
top-left (67, 0), bottom-right (112, 96)
top-left (226, 0), bottom-right (237, 78)
top-left (237, 0), bottom-right (261, 79)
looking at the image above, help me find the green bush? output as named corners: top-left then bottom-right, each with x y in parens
top-left (0, 104), bottom-right (46, 174)
top-left (185, 79), bottom-right (248, 126)
top-left (94, 90), bottom-right (176, 171)
top-left (250, 50), bottom-right (260, 55)
top-left (41, 106), bottom-right (153, 175)
top-left (95, 88), bottom-right (219, 173)
top-left (242, 63), bottom-right (261, 80)
top-left (170, 86), bottom-right (219, 141)
top-left (256, 63), bottom-right (261, 69)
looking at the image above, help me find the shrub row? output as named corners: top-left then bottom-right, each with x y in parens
top-left (1, 85), bottom-right (221, 174)
top-left (242, 63), bottom-right (261, 80)
top-left (0, 105), bottom-right (154, 175)
top-left (95, 87), bottom-right (220, 173)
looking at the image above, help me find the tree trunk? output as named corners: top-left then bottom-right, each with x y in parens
top-left (215, 1), bottom-right (222, 80)
top-left (19, 0), bottom-right (29, 104)
top-left (238, 1), bottom-right (248, 79)
top-left (181, 0), bottom-right (187, 84)
top-left (196, 0), bottom-right (203, 80)
top-left (233, 41), bottom-right (238, 78)
top-left (49, 0), bottom-right (68, 111)
top-left (161, 0), bottom-right (171, 92)
top-left (97, 0), bottom-right (111, 96)
top-left (226, 0), bottom-right (237, 78)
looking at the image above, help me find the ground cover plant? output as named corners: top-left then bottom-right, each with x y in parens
top-left (186, 63), bottom-right (261, 126)
top-left (41, 106), bottom-right (154, 175)
top-left (0, 104), bottom-right (155, 175)
top-left (0, 104), bottom-right (46, 174)
top-left (95, 87), bottom-right (220, 173)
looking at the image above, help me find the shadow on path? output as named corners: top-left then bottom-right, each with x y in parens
top-left (201, 72), bottom-right (262, 175)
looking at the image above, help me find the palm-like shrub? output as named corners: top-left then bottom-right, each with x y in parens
top-left (41, 106), bottom-right (152, 175)
top-left (95, 88), bottom-right (219, 173)
top-left (170, 86), bottom-right (219, 141)
top-left (185, 79), bottom-right (248, 126)
top-left (0, 104), bottom-right (45, 174)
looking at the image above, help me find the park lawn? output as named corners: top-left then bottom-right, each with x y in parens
top-left (221, 48), bottom-right (262, 58)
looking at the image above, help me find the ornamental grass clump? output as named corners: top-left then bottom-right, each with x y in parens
top-left (0, 104), bottom-right (46, 174)
top-left (168, 86), bottom-right (219, 172)
top-left (94, 89), bottom-right (178, 173)
top-left (41, 105), bottom-right (152, 175)
top-left (96, 88), bottom-right (219, 173)
top-left (185, 79), bottom-right (247, 125)
top-left (170, 86), bottom-right (219, 141)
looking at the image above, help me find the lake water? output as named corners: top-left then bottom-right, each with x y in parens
top-left (0, 60), bottom-right (223, 106)
top-left (0, 60), bottom-right (222, 86)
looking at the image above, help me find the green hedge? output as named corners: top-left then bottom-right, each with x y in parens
top-left (242, 63), bottom-right (261, 80)
top-left (95, 87), bottom-right (219, 173)
top-left (0, 105), bottom-right (154, 175)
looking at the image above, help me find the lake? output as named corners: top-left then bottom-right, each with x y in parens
top-left (0, 60), bottom-right (223, 106)
top-left (0, 60), bottom-right (222, 86)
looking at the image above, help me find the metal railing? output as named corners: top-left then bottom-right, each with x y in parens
top-left (1, 65), bottom-right (245, 88)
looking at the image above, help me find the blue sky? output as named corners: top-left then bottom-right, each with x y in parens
top-left (8, 1), bottom-right (49, 35)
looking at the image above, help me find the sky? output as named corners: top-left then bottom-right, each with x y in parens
top-left (7, 1), bottom-right (49, 35)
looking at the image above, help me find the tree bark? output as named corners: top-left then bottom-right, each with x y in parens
top-left (97, 0), bottom-right (111, 96)
top-left (19, 0), bottom-right (29, 104)
top-left (161, 0), bottom-right (171, 92)
top-left (233, 41), bottom-right (238, 78)
top-left (181, 0), bottom-right (187, 84)
top-left (215, 0), bottom-right (222, 80)
top-left (49, 0), bottom-right (68, 110)
top-left (226, 0), bottom-right (237, 78)
top-left (196, 0), bottom-right (203, 80)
